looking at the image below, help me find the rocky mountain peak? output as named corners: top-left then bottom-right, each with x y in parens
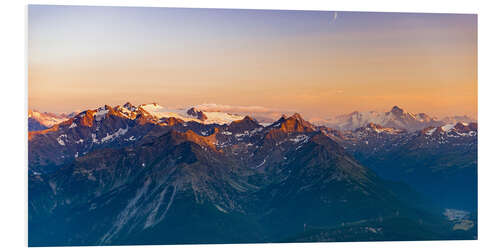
top-left (229, 115), bottom-right (260, 132)
top-left (122, 102), bottom-right (137, 111)
top-left (187, 107), bottom-right (208, 121)
top-left (454, 122), bottom-right (477, 133)
top-left (290, 112), bottom-right (304, 121)
top-left (272, 113), bottom-right (315, 133)
top-left (390, 105), bottom-right (405, 116)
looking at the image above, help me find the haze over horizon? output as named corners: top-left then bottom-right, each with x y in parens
top-left (28, 6), bottom-right (477, 119)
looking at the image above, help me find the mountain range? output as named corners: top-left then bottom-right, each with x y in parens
top-left (28, 110), bottom-right (75, 131)
top-left (321, 106), bottom-right (474, 131)
top-left (28, 105), bottom-right (476, 133)
top-left (335, 122), bottom-right (478, 212)
top-left (28, 102), bottom-right (477, 246)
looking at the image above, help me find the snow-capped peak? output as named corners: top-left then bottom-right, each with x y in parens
top-left (330, 106), bottom-right (443, 131)
top-left (136, 103), bottom-right (245, 125)
top-left (122, 102), bottom-right (137, 112)
top-left (422, 122), bottom-right (477, 138)
top-left (139, 103), bottom-right (163, 113)
top-left (186, 107), bottom-right (208, 121)
top-left (441, 124), bottom-right (455, 132)
top-left (390, 105), bottom-right (405, 116)
top-left (28, 110), bottom-right (73, 131)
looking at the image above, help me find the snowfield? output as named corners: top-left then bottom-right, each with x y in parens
top-left (139, 103), bottom-right (245, 125)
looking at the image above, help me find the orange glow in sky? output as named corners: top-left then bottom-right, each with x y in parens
top-left (28, 6), bottom-right (477, 119)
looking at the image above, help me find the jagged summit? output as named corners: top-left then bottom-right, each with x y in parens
top-left (390, 105), bottom-right (404, 115)
top-left (242, 115), bottom-right (257, 122)
top-left (276, 113), bottom-right (305, 121)
top-left (270, 112), bottom-right (315, 133)
top-left (290, 112), bottom-right (306, 122)
top-left (231, 115), bottom-right (259, 125)
top-left (186, 107), bottom-right (208, 121)
top-left (228, 115), bottom-right (261, 133)
top-left (122, 102), bottom-right (137, 111)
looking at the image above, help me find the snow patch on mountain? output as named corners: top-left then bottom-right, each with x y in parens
top-left (91, 133), bottom-right (98, 143)
top-left (444, 209), bottom-right (470, 221)
top-left (422, 122), bottom-right (477, 140)
top-left (57, 134), bottom-right (67, 146)
top-left (442, 124), bottom-right (455, 132)
top-left (425, 128), bottom-right (437, 135)
top-left (94, 108), bottom-right (109, 121)
top-left (255, 159), bottom-right (266, 169)
top-left (101, 127), bottom-right (128, 143)
top-left (289, 134), bottom-right (310, 144)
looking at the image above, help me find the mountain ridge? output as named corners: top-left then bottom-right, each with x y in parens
top-left (29, 112), bottom-right (467, 246)
top-left (29, 103), bottom-right (476, 133)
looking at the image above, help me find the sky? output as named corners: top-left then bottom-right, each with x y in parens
top-left (28, 5), bottom-right (477, 120)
